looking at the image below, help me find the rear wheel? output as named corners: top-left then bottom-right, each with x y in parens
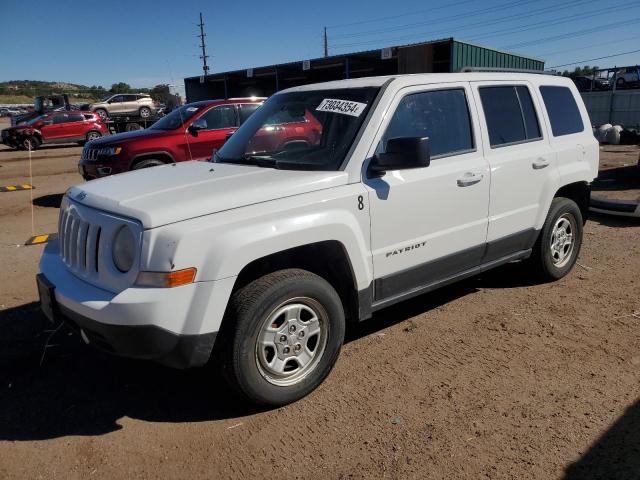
top-left (86, 131), bottom-right (101, 142)
top-left (95, 109), bottom-right (108, 120)
top-left (527, 197), bottom-right (583, 281)
top-left (616, 77), bottom-right (626, 89)
top-left (218, 269), bottom-right (345, 406)
top-left (132, 158), bottom-right (165, 170)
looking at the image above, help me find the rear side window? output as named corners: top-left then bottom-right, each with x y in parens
top-left (239, 104), bottom-right (261, 124)
top-left (479, 85), bottom-right (541, 147)
top-left (539, 86), bottom-right (584, 136)
top-left (383, 88), bottom-right (474, 157)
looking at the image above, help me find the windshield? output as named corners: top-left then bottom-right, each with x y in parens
top-left (215, 87), bottom-right (379, 171)
top-left (99, 94), bottom-right (113, 102)
top-left (150, 104), bottom-right (207, 131)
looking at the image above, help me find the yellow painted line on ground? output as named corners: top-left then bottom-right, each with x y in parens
top-left (25, 234), bottom-right (56, 246)
top-left (0, 184), bottom-right (34, 192)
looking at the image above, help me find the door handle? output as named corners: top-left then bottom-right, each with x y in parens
top-left (532, 158), bottom-right (550, 169)
top-left (457, 172), bottom-right (483, 187)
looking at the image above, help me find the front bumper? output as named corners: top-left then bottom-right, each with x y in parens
top-left (79, 159), bottom-right (127, 180)
top-left (38, 239), bottom-right (230, 368)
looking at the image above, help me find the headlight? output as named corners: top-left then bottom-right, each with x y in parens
top-left (97, 146), bottom-right (122, 155)
top-left (112, 225), bottom-right (136, 272)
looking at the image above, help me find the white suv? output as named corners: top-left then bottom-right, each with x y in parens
top-left (89, 93), bottom-right (155, 119)
top-left (38, 72), bottom-right (598, 406)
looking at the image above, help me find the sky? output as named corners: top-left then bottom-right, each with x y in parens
top-left (1, 0), bottom-right (638, 95)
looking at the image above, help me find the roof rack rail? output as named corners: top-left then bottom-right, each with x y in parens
top-left (227, 96), bottom-right (267, 100)
top-left (460, 66), bottom-right (558, 76)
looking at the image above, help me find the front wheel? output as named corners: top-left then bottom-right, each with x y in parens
top-left (139, 107), bottom-right (151, 118)
top-left (219, 269), bottom-right (345, 406)
top-left (132, 158), bottom-right (165, 170)
top-left (528, 197), bottom-right (583, 281)
top-left (95, 109), bottom-right (108, 120)
top-left (21, 136), bottom-right (40, 151)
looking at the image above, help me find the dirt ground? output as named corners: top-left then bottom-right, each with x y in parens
top-left (1, 116), bottom-right (639, 479)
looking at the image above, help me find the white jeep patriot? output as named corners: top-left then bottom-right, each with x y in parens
top-left (38, 73), bottom-right (598, 406)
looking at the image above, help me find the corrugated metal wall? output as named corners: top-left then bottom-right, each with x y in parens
top-left (451, 40), bottom-right (544, 72)
top-left (581, 90), bottom-right (640, 127)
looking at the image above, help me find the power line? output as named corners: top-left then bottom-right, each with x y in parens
top-left (469, 2), bottom-right (640, 42)
top-left (331, 0), bottom-right (533, 40)
top-left (331, 0), bottom-right (598, 50)
top-left (504, 17), bottom-right (640, 49)
top-left (326, 0), bottom-right (477, 29)
top-left (536, 34), bottom-right (640, 57)
top-left (549, 49), bottom-right (640, 69)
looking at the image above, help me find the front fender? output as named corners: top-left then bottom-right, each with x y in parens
top-left (141, 185), bottom-right (373, 290)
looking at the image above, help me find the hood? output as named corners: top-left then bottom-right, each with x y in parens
top-left (88, 128), bottom-right (168, 146)
top-left (67, 161), bottom-right (349, 229)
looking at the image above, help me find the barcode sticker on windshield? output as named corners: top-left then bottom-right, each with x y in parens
top-left (316, 99), bottom-right (367, 117)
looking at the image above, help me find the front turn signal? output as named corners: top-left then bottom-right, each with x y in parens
top-left (135, 268), bottom-right (197, 288)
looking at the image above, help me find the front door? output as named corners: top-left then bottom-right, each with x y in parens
top-left (364, 83), bottom-right (490, 302)
top-left (185, 104), bottom-right (238, 160)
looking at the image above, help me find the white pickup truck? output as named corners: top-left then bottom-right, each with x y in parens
top-left (38, 72), bottom-right (598, 406)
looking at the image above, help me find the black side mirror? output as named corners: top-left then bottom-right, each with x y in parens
top-left (188, 118), bottom-right (207, 137)
top-left (368, 137), bottom-right (430, 175)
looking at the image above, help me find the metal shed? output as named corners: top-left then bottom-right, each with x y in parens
top-left (184, 37), bottom-right (544, 102)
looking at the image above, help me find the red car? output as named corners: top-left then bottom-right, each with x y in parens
top-left (1, 111), bottom-right (108, 150)
top-left (78, 98), bottom-right (322, 179)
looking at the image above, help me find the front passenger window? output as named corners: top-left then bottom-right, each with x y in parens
top-left (382, 89), bottom-right (474, 158)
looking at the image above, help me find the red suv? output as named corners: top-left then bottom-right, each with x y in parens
top-left (78, 98), bottom-right (323, 179)
top-left (1, 111), bottom-right (108, 150)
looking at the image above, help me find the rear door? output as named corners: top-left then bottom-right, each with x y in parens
top-left (364, 83), bottom-right (490, 302)
top-left (185, 104), bottom-right (238, 160)
top-left (471, 82), bottom-right (557, 258)
top-left (120, 94), bottom-right (138, 114)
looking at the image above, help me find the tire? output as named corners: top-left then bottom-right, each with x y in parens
top-left (21, 136), bottom-right (40, 151)
top-left (86, 131), bottom-right (102, 143)
top-left (126, 123), bottom-right (143, 132)
top-left (218, 269), bottom-right (345, 406)
top-left (132, 158), bottom-right (165, 170)
top-left (616, 77), bottom-right (626, 89)
top-left (95, 109), bottom-right (108, 120)
top-left (528, 197), bottom-right (583, 281)
top-left (139, 107), bottom-right (151, 118)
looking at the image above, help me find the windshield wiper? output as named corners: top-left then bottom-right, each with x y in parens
top-left (215, 154), bottom-right (277, 168)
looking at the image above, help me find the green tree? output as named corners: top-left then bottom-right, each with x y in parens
top-left (109, 82), bottom-right (132, 93)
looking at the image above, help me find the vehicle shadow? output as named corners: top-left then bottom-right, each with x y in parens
top-left (0, 303), bottom-right (266, 441)
top-left (588, 211), bottom-right (640, 228)
top-left (0, 261), bottom-right (567, 441)
top-left (563, 399), bottom-right (640, 479)
top-left (32, 193), bottom-right (64, 208)
top-left (592, 165), bottom-right (639, 193)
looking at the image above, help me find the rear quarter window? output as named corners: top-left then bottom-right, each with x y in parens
top-left (539, 86), bottom-right (584, 136)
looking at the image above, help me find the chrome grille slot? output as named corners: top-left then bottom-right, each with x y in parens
top-left (59, 206), bottom-right (99, 275)
top-left (56, 198), bottom-right (141, 293)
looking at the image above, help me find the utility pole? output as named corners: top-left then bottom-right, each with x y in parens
top-left (198, 12), bottom-right (210, 76)
top-left (323, 27), bottom-right (328, 57)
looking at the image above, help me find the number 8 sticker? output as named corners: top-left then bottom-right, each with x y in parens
top-left (357, 195), bottom-right (364, 210)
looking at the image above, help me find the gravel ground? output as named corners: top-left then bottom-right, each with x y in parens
top-left (0, 118), bottom-right (639, 479)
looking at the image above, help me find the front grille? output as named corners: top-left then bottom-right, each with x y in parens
top-left (82, 145), bottom-right (100, 161)
top-left (59, 207), bottom-right (102, 273)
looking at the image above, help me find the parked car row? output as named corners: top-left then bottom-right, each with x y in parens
top-left (1, 111), bottom-right (108, 150)
top-left (572, 67), bottom-right (640, 92)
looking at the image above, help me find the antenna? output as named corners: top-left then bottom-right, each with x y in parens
top-left (323, 27), bottom-right (328, 57)
top-left (198, 12), bottom-right (210, 76)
